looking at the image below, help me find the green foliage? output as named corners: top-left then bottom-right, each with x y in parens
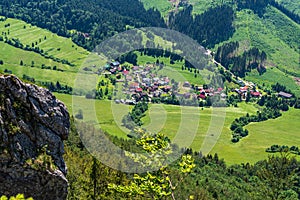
top-left (25, 145), bottom-right (58, 172)
top-left (109, 130), bottom-right (196, 199)
top-left (215, 41), bottom-right (267, 77)
top-left (122, 101), bottom-right (148, 130)
top-left (266, 144), bottom-right (300, 155)
top-left (7, 122), bottom-right (20, 135)
top-left (169, 4), bottom-right (235, 48)
top-left (0, 194), bottom-right (33, 200)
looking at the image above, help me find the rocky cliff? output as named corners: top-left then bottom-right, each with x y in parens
top-left (0, 75), bottom-right (70, 199)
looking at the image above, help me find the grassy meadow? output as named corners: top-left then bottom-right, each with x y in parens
top-left (0, 17), bottom-right (101, 91)
top-left (140, 0), bottom-right (172, 18)
top-left (55, 93), bottom-right (131, 138)
top-left (0, 17), bottom-right (89, 68)
top-left (136, 54), bottom-right (212, 85)
top-left (55, 93), bottom-right (300, 165)
top-left (211, 107), bottom-right (300, 164)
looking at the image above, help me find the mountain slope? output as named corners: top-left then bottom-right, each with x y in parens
top-left (0, 0), bottom-right (166, 50)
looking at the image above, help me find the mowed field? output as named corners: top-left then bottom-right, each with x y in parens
top-left (0, 17), bottom-right (100, 90)
top-left (0, 17), bottom-right (89, 67)
top-left (55, 93), bottom-right (300, 165)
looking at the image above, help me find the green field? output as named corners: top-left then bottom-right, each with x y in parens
top-left (140, 0), bottom-right (172, 18)
top-left (55, 93), bottom-right (300, 165)
top-left (211, 107), bottom-right (300, 164)
top-left (0, 17), bottom-right (89, 68)
top-left (55, 93), bottom-right (131, 138)
top-left (246, 67), bottom-right (300, 97)
top-left (0, 17), bottom-right (101, 91)
top-left (137, 54), bottom-right (212, 85)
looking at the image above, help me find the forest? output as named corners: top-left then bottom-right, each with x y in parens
top-left (215, 41), bottom-right (267, 77)
top-left (168, 4), bottom-right (235, 48)
top-left (0, 0), bottom-right (165, 50)
top-left (0, 0), bottom-right (237, 50)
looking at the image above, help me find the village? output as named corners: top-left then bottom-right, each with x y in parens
top-left (99, 61), bottom-right (296, 106)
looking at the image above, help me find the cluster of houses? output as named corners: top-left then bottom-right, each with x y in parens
top-left (233, 79), bottom-right (294, 100)
top-left (104, 62), bottom-right (227, 105)
top-left (234, 86), bottom-right (262, 99)
top-left (232, 79), bottom-right (262, 100)
top-left (102, 62), bottom-right (295, 105)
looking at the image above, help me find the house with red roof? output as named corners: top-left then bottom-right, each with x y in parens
top-left (198, 94), bottom-right (206, 99)
top-left (250, 91), bottom-right (261, 98)
top-left (136, 88), bottom-right (143, 93)
top-left (123, 70), bottom-right (129, 76)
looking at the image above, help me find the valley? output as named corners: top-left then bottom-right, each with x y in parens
top-left (0, 0), bottom-right (299, 199)
top-left (0, 10), bottom-right (299, 165)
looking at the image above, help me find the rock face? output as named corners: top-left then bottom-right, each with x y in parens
top-left (0, 75), bottom-right (70, 199)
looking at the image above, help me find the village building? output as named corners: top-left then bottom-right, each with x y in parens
top-left (184, 93), bottom-right (191, 99)
top-left (123, 70), bottom-right (129, 76)
top-left (129, 82), bottom-right (139, 89)
top-left (278, 91), bottom-right (293, 98)
top-left (110, 61), bottom-right (120, 68)
top-left (136, 88), bottom-right (143, 93)
top-left (198, 94), bottom-right (206, 99)
top-left (110, 68), bottom-right (116, 74)
top-left (126, 75), bottom-right (133, 81)
top-left (133, 66), bottom-right (139, 71)
top-left (250, 91), bottom-right (261, 98)
top-left (183, 81), bottom-right (191, 88)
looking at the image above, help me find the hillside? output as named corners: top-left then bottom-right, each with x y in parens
top-left (0, 0), bottom-right (299, 199)
top-left (0, 17), bottom-right (101, 92)
top-left (0, 1), bottom-right (299, 162)
top-left (0, 0), bottom-right (165, 50)
top-left (220, 7), bottom-right (300, 96)
top-left (139, 0), bottom-right (300, 96)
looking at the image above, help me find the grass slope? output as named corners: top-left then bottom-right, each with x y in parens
top-left (0, 17), bottom-right (89, 68)
top-left (211, 107), bottom-right (300, 165)
top-left (140, 0), bottom-right (172, 18)
top-left (216, 8), bottom-right (300, 96)
top-left (0, 17), bottom-right (99, 91)
top-left (55, 92), bottom-right (300, 165)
